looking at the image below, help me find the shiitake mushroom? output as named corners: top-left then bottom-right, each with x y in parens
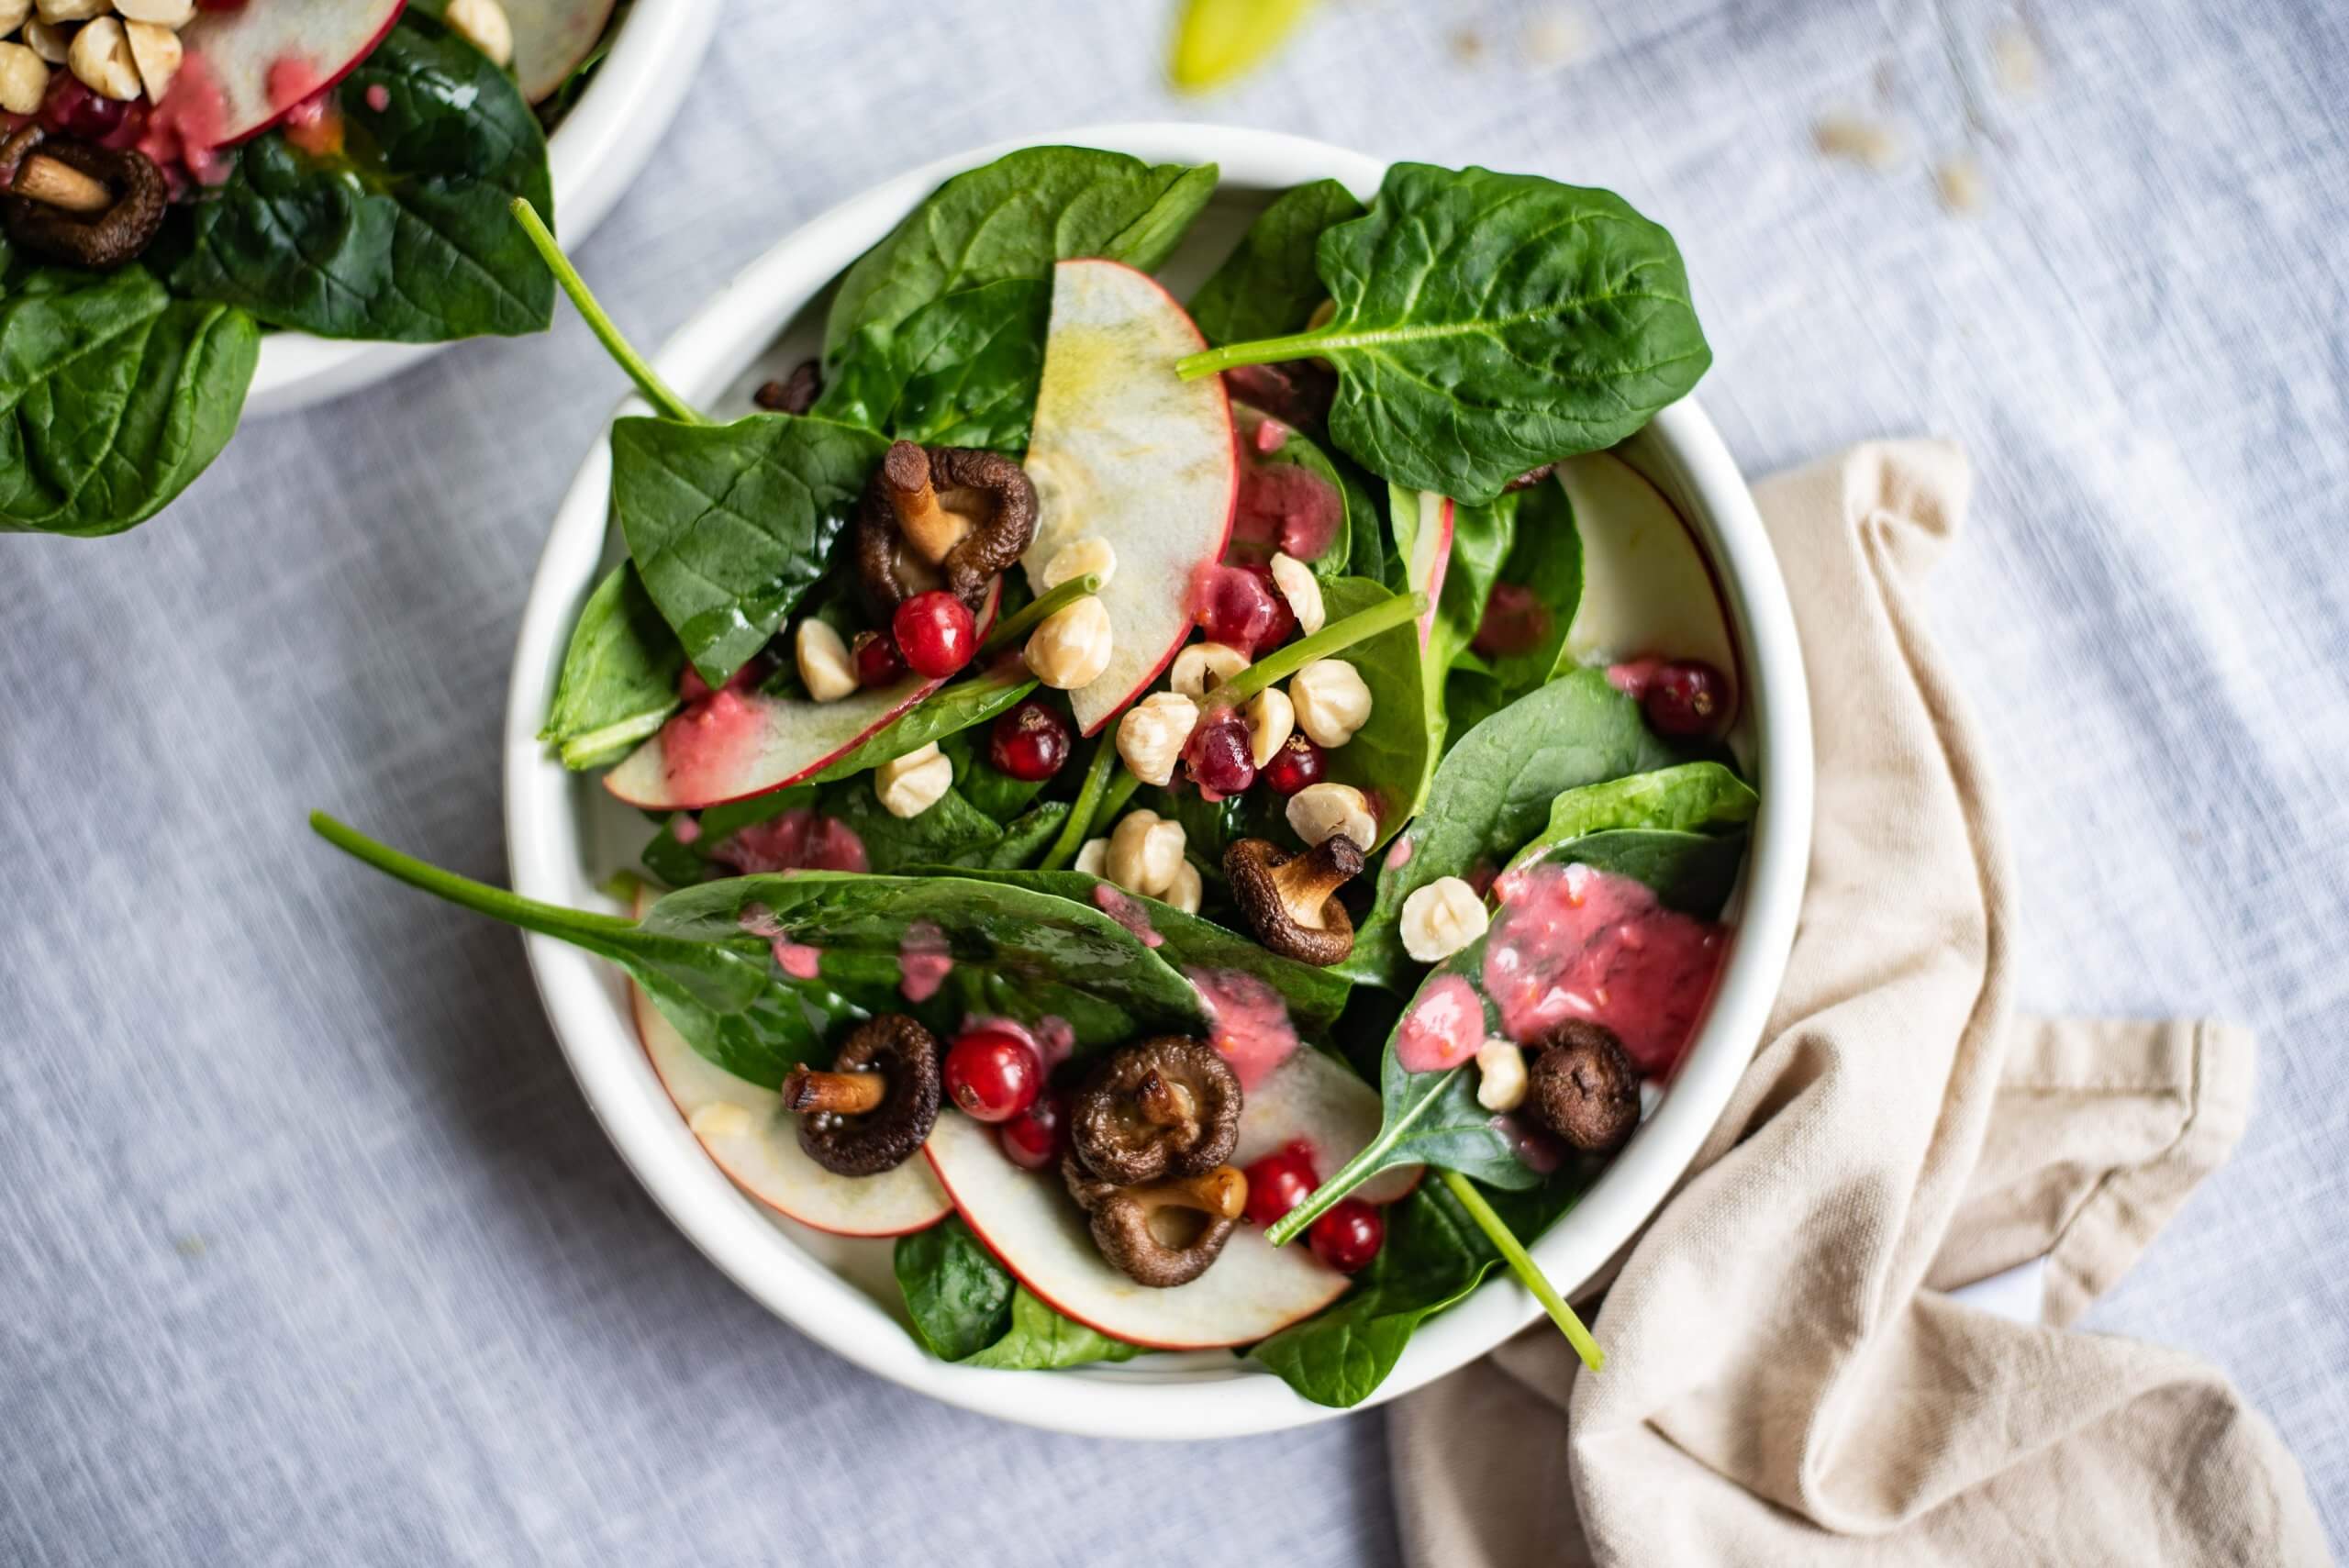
top-left (1068, 1036), bottom-right (1241, 1186)
top-left (1222, 835), bottom-right (1363, 967)
top-left (2, 128), bottom-right (167, 272)
top-left (782, 1015), bottom-right (942, 1176)
top-left (854, 439), bottom-right (1038, 617)
top-left (1063, 1151), bottom-right (1246, 1289)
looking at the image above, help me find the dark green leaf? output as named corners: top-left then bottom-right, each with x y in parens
top-left (818, 779), bottom-right (1009, 872)
top-left (816, 277), bottom-right (1049, 452)
top-left (1432, 491), bottom-right (1517, 673)
top-left (824, 147), bottom-right (1218, 368)
top-left (964, 1288), bottom-right (1143, 1370)
top-left (0, 266), bottom-right (257, 537)
top-left (540, 563), bottom-right (684, 769)
top-left (171, 14), bottom-right (555, 342)
top-left (1195, 164), bottom-right (1711, 504)
top-left (1192, 178), bottom-right (1364, 347)
top-left (1506, 762), bottom-right (1756, 871)
top-left (985, 800), bottom-right (1072, 869)
top-left (1444, 476), bottom-right (1584, 733)
top-left (895, 1217), bottom-right (1016, 1361)
top-left (611, 412), bottom-right (886, 686)
top-left (1552, 828), bottom-right (1749, 917)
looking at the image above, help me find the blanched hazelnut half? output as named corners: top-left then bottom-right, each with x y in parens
top-left (1107, 809), bottom-right (1185, 898)
top-left (1115, 690), bottom-right (1197, 787)
top-left (1475, 1039), bottom-right (1528, 1111)
top-left (68, 17), bottom-right (139, 101)
top-left (114, 0), bottom-right (197, 25)
top-left (1245, 686), bottom-right (1295, 768)
top-left (0, 41), bottom-right (49, 117)
top-left (1400, 875), bottom-right (1489, 962)
top-left (1269, 552), bottom-right (1325, 636)
top-left (793, 618), bottom-right (857, 703)
top-left (123, 18), bottom-right (180, 102)
top-left (1162, 858), bottom-right (1203, 916)
top-left (1286, 781), bottom-right (1375, 851)
top-left (1169, 640), bottom-right (1250, 701)
top-left (875, 741), bottom-right (952, 819)
top-left (1073, 837), bottom-right (1109, 877)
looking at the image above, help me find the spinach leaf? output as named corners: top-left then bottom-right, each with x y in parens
top-left (985, 800), bottom-right (1072, 869)
top-left (1553, 828), bottom-right (1749, 917)
top-left (1432, 491), bottom-right (1517, 675)
top-left (540, 563), bottom-right (684, 770)
top-left (1317, 576), bottom-right (1435, 851)
top-left (1345, 669), bottom-right (1683, 987)
top-left (1252, 1173), bottom-right (1584, 1407)
top-left (816, 277), bottom-right (1050, 452)
top-left (894, 1217), bottom-right (1143, 1369)
top-left (0, 266), bottom-right (258, 537)
top-left (1179, 163), bottom-right (1711, 504)
top-left (818, 780), bottom-right (1009, 872)
top-left (171, 14), bottom-right (556, 342)
top-left (638, 786), bottom-right (815, 886)
top-left (611, 412), bottom-right (885, 687)
top-left (964, 1287), bottom-right (1142, 1370)
top-left (642, 872), bottom-right (1212, 1044)
top-left (1230, 405), bottom-right (1375, 581)
top-left (1506, 762), bottom-right (1756, 870)
top-left (1443, 476), bottom-right (1584, 734)
top-left (806, 659), bottom-right (1038, 784)
top-left (1191, 178), bottom-right (1364, 347)
top-left (311, 814), bottom-right (860, 1088)
top-left (926, 867), bottom-right (1352, 1032)
top-left (824, 148), bottom-right (1217, 369)
top-left (895, 1217), bottom-right (1016, 1361)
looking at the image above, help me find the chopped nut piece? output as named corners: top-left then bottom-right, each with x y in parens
top-left (1073, 837), bottom-right (1109, 878)
top-left (1244, 686), bottom-right (1295, 769)
top-left (121, 17), bottom-right (176, 100)
top-left (792, 619), bottom-right (857, 703)
top-left (68, 17), bottom-right (139, 100)
top-left (1169, 639), bottom-right (1250, 700)
top-left (1023, 595), bottom-right (1113, 689)
top-left (113, 0), bottom-right (195, 25)
top-left (0, 42), bottom-right (50, 116)
top-left (1041, 536), bottom-right (1116, 591)
top-left (1400, 876), bottom-right (1489, 962)
top-left (1286, 781), bottom-right (1375, 851)
top-left (1289, 659), bottom-right (1373, 747)
top-left (1475, 1040), bottom-right (1528, 1112)
top-left (35, 0), bottom-right (107, 24)
top-left (1163, 859), bottom-right (1203, 916)
top-left (1115, 690), bottom-right (1198, 786)
top-left (22, 19), bottom-right (69, 63)
top-left (874, 741), bottom-right (952, 819)
top-left (0, 0), bottom-right (32, 35)
top-left (1107, 809), bottom-right (1186, 898)
top-left (1268, 552), bottom-right (1325, 636)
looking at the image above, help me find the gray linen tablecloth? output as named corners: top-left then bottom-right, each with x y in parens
top-left (4, 1), bottom-right (2343, 1562)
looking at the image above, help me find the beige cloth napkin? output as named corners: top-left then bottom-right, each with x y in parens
top-left (1390, 443), bottom-right (2330, 1566)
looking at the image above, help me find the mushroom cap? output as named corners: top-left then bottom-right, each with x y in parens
top-left (1069, 1036), bottom-right (1241, 1185)
top-left (3, 131), bottom-right (167, 272)
top-left (1223, 835), bottom-right (1363, 967)
top-left (1526, 1021), bottom-right (1642, 1153)
top-left (794, 1014), bottom-right (942, 1176)
top-left (854, 443), bottom-right (1039, 617)
top-left (1062, 1151), bottom-right (1239, 1289)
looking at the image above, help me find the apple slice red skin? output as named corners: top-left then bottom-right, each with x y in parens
top-left (1020, 259), bottom-right (1238, 738)
top-left (504, 0), bottom-right (618, 104)
top-left (1390, 486), bottom-right (1455, 651)
top-left (174, 0), bottom-right (408, 148)
top-left (625, 894), bottom-right (950, 1239)
top-left (603, 581), bottom-right (1001, 812)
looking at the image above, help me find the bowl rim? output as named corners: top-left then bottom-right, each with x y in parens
top-left (501, 121), bottom-right (1814, 1439)
top-left (243, 0), bottom-right (725, 416)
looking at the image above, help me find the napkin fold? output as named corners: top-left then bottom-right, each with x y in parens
top-left (1390, 443), bottom-right (2328, 1566)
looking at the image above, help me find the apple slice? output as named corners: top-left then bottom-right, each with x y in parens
top-left (504, 0), bottom-right (618, 103)
top-left (924, 1048), bottom-right (1419, 1351)
top-left (627, 895), bottom-right (949, 1237)
top-left (605, 581), bottom-right (999, 811)
top-left (173, 0), bottom-right (406, 147)
top-left (1558, 453), bottom-right (1739, 719)
top-left (1021, 259), bottom-right (1237, 736)
top-left (1389, 485), bottom-right (1456, 651)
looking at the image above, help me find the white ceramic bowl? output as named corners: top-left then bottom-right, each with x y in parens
top-left (503, 123), bottom-right (1814, 1439)
top-left (243, 0), bottom-right (722, 417)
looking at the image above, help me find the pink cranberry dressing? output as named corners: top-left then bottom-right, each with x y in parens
top-left (1186, 967), bottom-right (1298, 1090)
top-left (264, 56), bottom-right (325, 113)
top-left (1395, 973), bottom-right (1485, 1073)
top-left (773, 942), bottom-right (822, 981)
top-left (1089, 884), bottom-right (1164, 948)
top-left (1229, 412), bottom-right (1345, 563)
top-left (1473, 583), bottom-right (1552, 659)
top-left (655, 669), bottom-right (766, 805)
top-left (364, 83), bottom-right (391, 113)
top-left (1605, 657), bottom-right (1669, 700)
top-left (898, 921), bottom-right (952, 1004)
top-left (1385, 835), bottom-right (1415, 872)
top-left (1482, 861), bottom-right (1727, 1077)
top-left (713, 808), bottom-right (867, 875)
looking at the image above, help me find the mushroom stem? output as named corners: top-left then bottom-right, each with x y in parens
top-left (881, 440), bottom-right (970, 565)
top-left (13, 154), bottom-right (110, 215)
top-left (1134, 1068), bottom-right (1197, 1129)
top-left (1133, 1165), bottom-right (1248, 1220)
top-left (781, 1066), bottom-right (887, 1117)
top-left (1269, 837), bottom-right (1363, 929)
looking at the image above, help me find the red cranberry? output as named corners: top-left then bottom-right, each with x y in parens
top-left (1259, 731), bottom-right (1326, 795)
top-left (1472, 583), bottom-right (1551, 659)
top-left (1308, 1199), bottom-right (1386, 1274)
top-left (943, 1029), bottom-right (1041, 1123)
top-left (988, 699), bottom-right (1072, 782)
top-left (851, 629), bottom-right (906, 688)
top-left (997, 1090), bottom-right (1069, 1171)
top-left (41, 74), bottom-right (127, 138)
top-left (1195, 563), bottom-right (1280, 652)
top-left (1642, 660), bottom-right (1730, 740)
top-left (1241, 562), bottom-right (1297, 651)
top-left (1243, 1140), bottom-right (1319, 1229)
top-left (892, 592), bottom-right (975, 680)
top-left (1183, 707), bottom-right (1255, 795)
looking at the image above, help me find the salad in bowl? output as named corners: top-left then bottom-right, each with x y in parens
top-left (315, 128), bottom-right (1807, 1425)
top-left (0, 0), bottom-right (698, 535)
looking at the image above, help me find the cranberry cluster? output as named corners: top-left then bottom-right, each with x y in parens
top-left (1241, 1139), bottom-right (1386, 1274)
top-left (1179, 562), bottom-right (1327, 799)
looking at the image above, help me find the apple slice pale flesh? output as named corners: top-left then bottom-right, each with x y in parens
top-left (1020, 259), bottom-right (1237, 736)
top-left (924, 1047), bottom-right (1416, 1351)
top-left (1559, 452), bottom-right (1740, 718)
top-left (605, 581), bottom-right (999, 811)
top-left (1390, 485), bottom-right (1456, 651)
top-left (627, 896), bottom-right (950, 1237)
top-left (173, 0), bottom-right (406, 146)
top-left (503, 0), bottom-right (618, 103)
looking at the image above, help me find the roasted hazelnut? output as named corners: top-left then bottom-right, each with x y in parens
top-left (1063, 1153), bottom-right (1244, 1288)
top-left (1070, 1036), bottom-right (1241, 1185)
top-left (855, 439), bottom-right (1039, 617)
top-left (1223, 835), bottom-right (1363, 967)
top-left (783, 1015), bottom-right (943, 1176)
top-left (1525, 1021), bottom-right (1641, 1153)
